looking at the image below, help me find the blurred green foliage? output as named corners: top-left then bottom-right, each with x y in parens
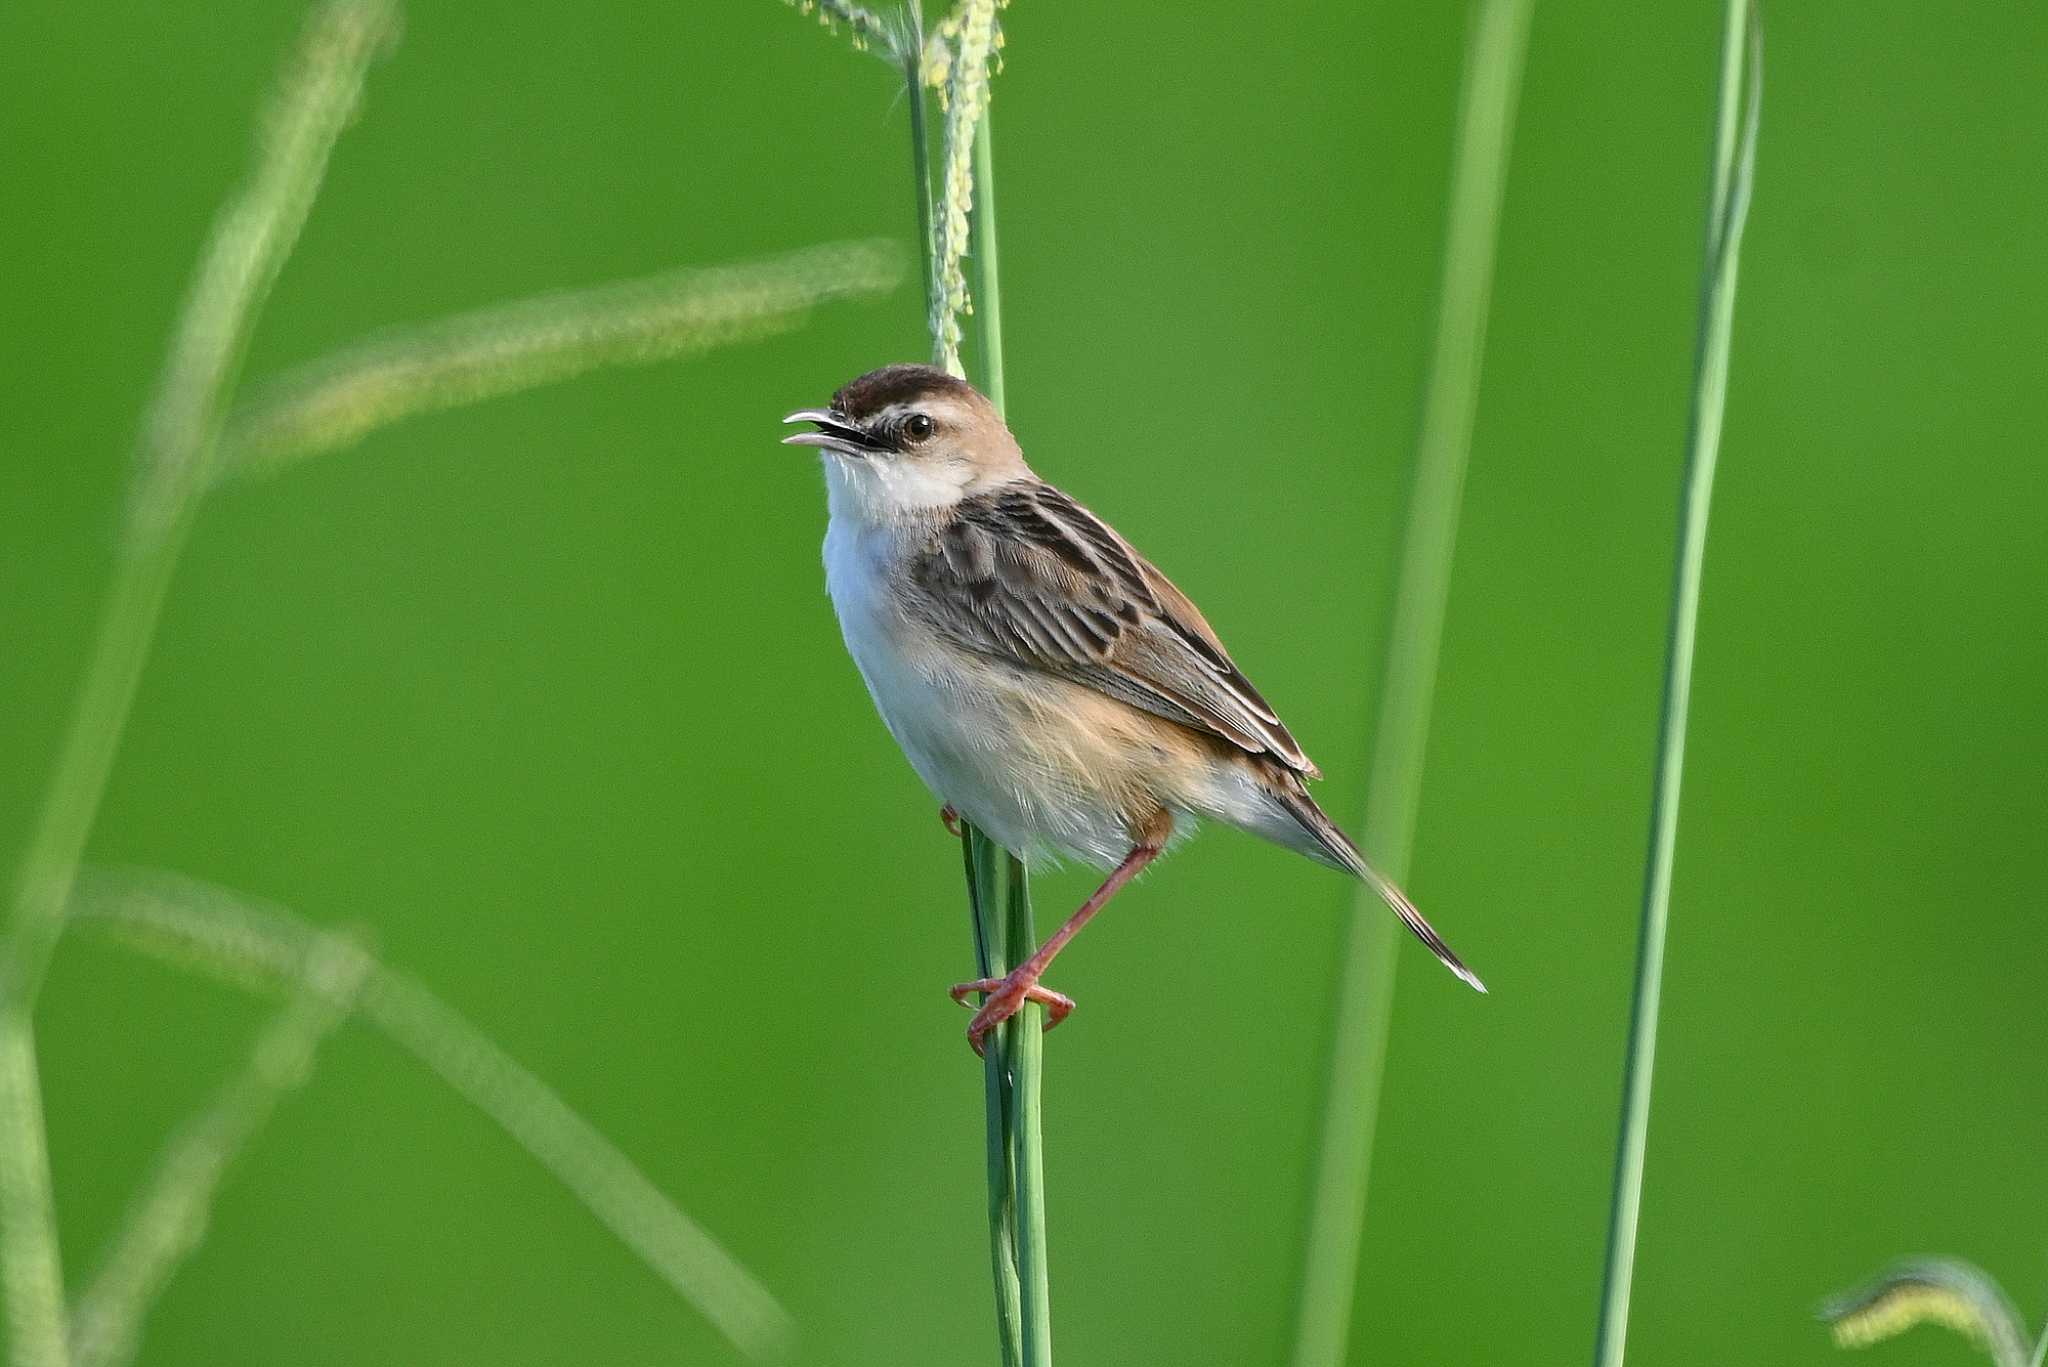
top-left (3, 3), bottom-right (2044, 1365)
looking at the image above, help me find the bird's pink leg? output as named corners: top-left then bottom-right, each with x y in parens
top-left (940, 804), bottom-right (962, 839)
top-left (949, 839), bottom-right (1164, 1057)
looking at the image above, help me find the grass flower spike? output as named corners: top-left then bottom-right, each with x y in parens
top-left (1820, 1257), bottom-right (2039, 1367)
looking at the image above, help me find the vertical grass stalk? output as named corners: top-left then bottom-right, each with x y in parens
top-left (906, 32), bottom-right (939, 328)
top-left (969, 114), bottom-right (1006, 414)
top-left (0, 1030), bottom-right (67, 1367)
top-left (1590, 5), bottom-right (1760, 1364)
top-left (971, 110), bottom-right (1051, 1367)
top-left (902, 11), bottom-right (1044, 1358)
top-left (962, 833), bottom-right (1024, 1367)
top-left (1289, 4), bottom-right (1532, 1363)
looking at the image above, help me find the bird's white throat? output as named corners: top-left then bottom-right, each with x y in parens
top-left (821, 450), bottom-right (974, 525)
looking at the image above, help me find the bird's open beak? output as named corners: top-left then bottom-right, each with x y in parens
top-left (782, 408), bottom-right (879, 459)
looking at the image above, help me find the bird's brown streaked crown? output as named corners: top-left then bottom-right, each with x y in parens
top-left (832, 363), bottom-right (981, 424)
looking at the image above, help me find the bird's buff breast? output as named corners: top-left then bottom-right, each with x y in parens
top-left (823, 513), bottom-right (1159, 869)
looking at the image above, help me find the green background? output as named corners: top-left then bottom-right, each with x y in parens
top-left (5, 3), bottom-right (2045, 1364)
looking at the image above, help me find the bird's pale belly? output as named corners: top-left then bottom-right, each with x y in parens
top-left (826, 525), bottom-right (1138, 867)
top-left (860, 629), bottom-right (1142, 869)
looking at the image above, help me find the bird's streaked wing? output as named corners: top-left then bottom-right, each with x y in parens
top-left (907, 480), bottom-right (1319, 776)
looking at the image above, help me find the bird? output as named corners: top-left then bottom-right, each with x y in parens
top-left (783, 363), bottom-right (1484, 1055)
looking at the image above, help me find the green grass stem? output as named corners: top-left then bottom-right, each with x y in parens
top-left (68, 867), bottom-right (796, 1362)
top-left (0, 9), bottom-right (396, 1365)
top-left (1289, 4), bottom-right (1532, 1362)
top-left (962, 833), bottom-right (1024, 1367)
top-left (999, 850), bottom-right (1051, 1367)
top-left (970, 107), bottom-right (1050, 1367)
top-left (0, 1028), bottom-right (66, 1367)
top-left (68, 931), bottom-right (369, 1367)
top-left (896, 12), bottom-right (1045, 1361)
top-left (970, 113), bottom-right (1007, 415)
top-left (1590, 5), bottom-right (1761, 1364)
top-left (0, 0), bottom-right (396, 1012)
top-left (905, 26), bottom-right (939, 327)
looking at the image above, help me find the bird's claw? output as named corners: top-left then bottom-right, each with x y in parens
top-left (940, 804), bottom-right (962, 839)
top-left (948, 973), bottom-right (1075, 1057)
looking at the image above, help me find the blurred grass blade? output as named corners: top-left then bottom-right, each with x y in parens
top-left (69, 932), bottom-right (370, 1367)
top-left (1819, 1258), bottom-right (2032, 1367)
top-left (0, 1028), bottom-right (67, 1367)
top-left (68, 867), bottom-right (796, 1363)
top-left (0, 9), bottom-right (395, 1366)
top-left (120, 0), bottom-right (399, 548)
top-left (1590, 5), bottom-right (1761, 1365)
top-left (219, 239), bottom-right (905, 476)
top-left (1, 0), bottom-right (396, 1029)
top-left (1289, 3), bottom-right (1532, 1363)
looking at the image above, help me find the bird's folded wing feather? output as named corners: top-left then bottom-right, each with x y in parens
top-left (907, 481), bottom-right (1319, 777)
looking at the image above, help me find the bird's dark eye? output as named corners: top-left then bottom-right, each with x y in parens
top-left (903, 413), bottom-right (935, 443)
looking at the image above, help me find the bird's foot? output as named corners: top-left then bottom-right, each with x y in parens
top-left (948, 970), bottom-right (1074, 1057)
top-left (940, 804), bottom-right (962, 839)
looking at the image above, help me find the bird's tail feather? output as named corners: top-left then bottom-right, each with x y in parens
top-left (1275, 785), bottom-right (1487, 994)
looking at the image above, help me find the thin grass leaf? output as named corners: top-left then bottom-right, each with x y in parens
top-left (2, 0), bottom-right (395, 1025)
top-left (68, 932), bottom-right (371, 1367)
top-left (0, 1028), bottom-right (67, 1367)
top-left (1590, 6), bottom-right (1762, 1364)
top-left (121, 0), bottom-right (401, 545)
top-left (1819, 1258), bottom-right (2033, 1367)
top-left (68, 867), bottom-right (796, 1363)
top-left (219, 239), bottom-right (904, 477)
top-left (1289, 6), bottom-right (1531, 1364)
top-left (0, 10), bottom-right (395, 1365)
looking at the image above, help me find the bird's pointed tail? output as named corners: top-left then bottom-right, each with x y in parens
top-left (1274, 784), bottom-right (1487, 993)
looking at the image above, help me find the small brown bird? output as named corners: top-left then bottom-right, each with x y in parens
top-left (785, 364), bottom-right (1483, 1054)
